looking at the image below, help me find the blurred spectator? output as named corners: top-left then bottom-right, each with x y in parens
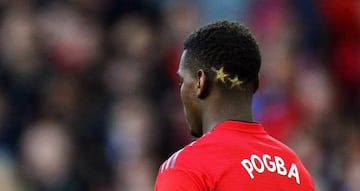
top-left (160, 1), bottom-right (199, 85)
top-left (20, 120), bottom-right (74, 191)
top-left (106, 98), bottom-right (155, 163)
top-left (37, 3), bottom-right (103, 73)
top-left (106, 98), bottom-right (157, 190)
top-left (110, 13), bottom-right (155, 60)
top-left (0, 5), bottom-right (41, 79)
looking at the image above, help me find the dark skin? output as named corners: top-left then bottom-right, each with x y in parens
top-left (178, 50), bottom-right (256, 137)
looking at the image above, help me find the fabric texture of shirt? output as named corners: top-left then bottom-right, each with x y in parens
top-left (155, 120), bottom-right (315, 191)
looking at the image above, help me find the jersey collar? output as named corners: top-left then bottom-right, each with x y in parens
top-left (213, 120), bottom-right (266, 134)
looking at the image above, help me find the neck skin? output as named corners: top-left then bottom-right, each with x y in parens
top-left (200, 90), bottom-right (254, 134)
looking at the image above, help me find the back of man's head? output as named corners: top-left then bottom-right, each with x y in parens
top-left (183, 20), bottom-right (261, 92)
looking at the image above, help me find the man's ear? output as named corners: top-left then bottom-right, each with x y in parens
top-left (196, 69), bottom-right (208, 99)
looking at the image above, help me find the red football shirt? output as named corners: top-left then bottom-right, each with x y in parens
top-left (155, 120), bottom-right (315, 191)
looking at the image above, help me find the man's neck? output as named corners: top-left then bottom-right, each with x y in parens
top-left (201, 94), bottom-right (254, 134)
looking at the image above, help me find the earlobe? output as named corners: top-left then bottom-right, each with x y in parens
top-left (196, 69), bottom-right (207, 99)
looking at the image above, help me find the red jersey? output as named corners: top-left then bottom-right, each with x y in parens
top-left (155, 120), bottom-right (315, 191)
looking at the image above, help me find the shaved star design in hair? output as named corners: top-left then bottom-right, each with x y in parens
top-left (211, 67), bottom-right (229, 83)
top-left (211, 67), bottom-right (243, 89)
top-left (229, 76), bottom-right (243, 88)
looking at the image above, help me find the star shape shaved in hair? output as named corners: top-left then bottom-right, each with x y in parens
top-left (229, 76), bottom-right (243, 88)
top-left (211, 67), bottom-right (229, 83)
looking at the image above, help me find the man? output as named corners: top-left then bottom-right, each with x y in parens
top-left (155, 20), bottom-right (315, 191)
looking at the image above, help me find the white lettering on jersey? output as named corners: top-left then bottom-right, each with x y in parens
top-left (241, 154), bottom-right (300, 184)
top-left (288, 163), bottom-right (300, 184)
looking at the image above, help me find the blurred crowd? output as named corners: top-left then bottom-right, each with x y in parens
top-left (0, 0), bottom-right (359, 191)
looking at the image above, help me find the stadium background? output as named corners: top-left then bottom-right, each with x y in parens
top-left (0, 0), bottom-right (359, 190)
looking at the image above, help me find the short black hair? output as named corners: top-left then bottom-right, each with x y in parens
top-left (183, 20), bottom-right (261, 89)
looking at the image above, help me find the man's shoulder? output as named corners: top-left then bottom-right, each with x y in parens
top-left (155, 140), bottom-right (212, 191)
top-left (159, 140), bottom-right (204, 172)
